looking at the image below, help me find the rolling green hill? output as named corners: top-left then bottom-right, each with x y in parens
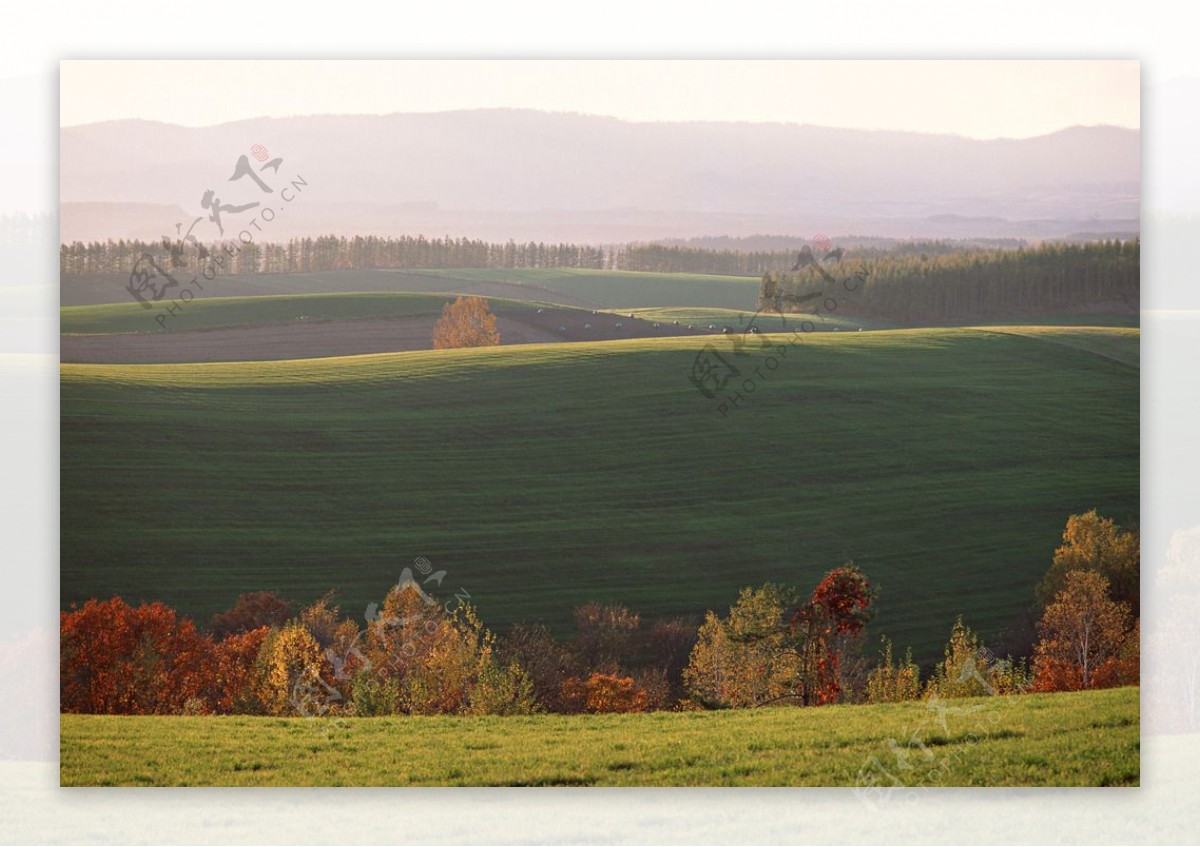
top-left (982, 326), bottom-right (1140, 367)
top-left (60, 327), bottom-right (1138, 661)
top-left (62, 268), bottom-right (762, 310)
top-left (60, 686), bottom-right (1138, 787)
top-left (393, 268), bottom-right (762, 309)
top-left (60, 292), bottom-right (547, 336)
top-left (619, 306), bottom-right (893, 333)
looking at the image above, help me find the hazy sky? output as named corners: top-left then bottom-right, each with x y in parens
top-left (60, 59), bottom-right (1139, 139)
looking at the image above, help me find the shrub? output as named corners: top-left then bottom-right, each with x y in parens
top-left (925, 617), bottom-right (996, 699)
top-left (559, 672), bottom-right (653, 714)
top-left (572, 602), bottom-right (641, 673)
top-left (987, 657), bottom-right (1033, 695)
top-left (559, 676), bottom-right (589, 714)
top-left (865, 637), bottom-right (921, 704)
top-left (496, 623), bottom-right (578, 713)
top-left (348, 671), bottom-right (402, 716)
top-left (469, 659), bottom-right (541, 716)
top-left (402, 606), bottom-right (493, 715)
top-left (631, 667), bottom-right (673, 712)
top-left (644, 617), bottom-right (698, 702)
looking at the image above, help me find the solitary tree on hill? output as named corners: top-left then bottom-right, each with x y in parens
top-left (432, 296), bottom-right (501, 349)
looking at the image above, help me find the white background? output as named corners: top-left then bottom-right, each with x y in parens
top-left (3, 1), bottom-right (1198, 843)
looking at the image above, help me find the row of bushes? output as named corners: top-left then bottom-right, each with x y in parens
top-left (683, 574), bottom-right (1138, 711)
top-left (60, 588), bottom-right (690, 717)
top-left (61, 511), bottom-right (1140, 716)
top-left (59, 564), bottom-right (879, 716)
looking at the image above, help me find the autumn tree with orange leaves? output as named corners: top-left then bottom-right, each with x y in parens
top-left (60, 597), bottom-right (214, 714)
top-left (432, 296), bottom-right (500, 349)
top-left (560, 672), bottom-right (649, 713)
top-left (1035, 510), bottom-right (1139, 612)
top-left (684, 567), bottom-right (877, 709)
top-left (1032, 570), bottom-right (1134, 691)
top-left (682, 584), bottom-right (801, 709)
top-left (208, 625), bottom-right (271, 714)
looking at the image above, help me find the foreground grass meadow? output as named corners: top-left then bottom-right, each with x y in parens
top-left (60, 686), bottom-right (1138, 787)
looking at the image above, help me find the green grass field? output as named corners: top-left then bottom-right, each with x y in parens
top-left (60, 291), bottom-right (555, 335)
top-left (58, 686), bottom-right (1139, 787)
top-left (971, 312), bottom-right (1140, 328)
top-left (982, 326), bottom-right (1140, 367)
top-left (392, 268), bottom-right (763, 309)
top-left (62, 267), bottom-right (763, 310)
top-left (619, 306), bottom-right (893, 332)
top-left (59, 294), bottom-right (890, 338)
top-left (60, 326), bottom-right (1138, 660)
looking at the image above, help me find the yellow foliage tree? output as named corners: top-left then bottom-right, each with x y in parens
top-left (259, 622), bottom-right (327, 716)
top-left (432, 296), bottom-right (501, 349)
top-left (683, 584), bottom-right (801, 708)
top-left (925, 617), bottom-right (996, 699)
top-left (362, 583), bottom-right (443, 686)
top-left (1037, 510), bottom-right (1139, 610)
top-left (403, 605), bottom-right (494, 715)
top-left (1033, 570), bottom-right (1132, 691)
top-left (358, 582), bottom-right (518, 715)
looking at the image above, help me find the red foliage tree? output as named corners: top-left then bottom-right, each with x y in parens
top-left (806, 568), bottom-right (876, 635)
top-left (791, 566), bottom-right (877, 705)
top-left (1092, 619), bottom-right (1140, 689)
top-left (208, 625), bottom-right (272, 714)
top-left (209, 591), bottom-right (291, 640)
top-left (61, 597), bottom-right (215, 714)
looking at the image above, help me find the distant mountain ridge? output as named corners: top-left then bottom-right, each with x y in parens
top-left (60, 110), bottom-right (1139, 243)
